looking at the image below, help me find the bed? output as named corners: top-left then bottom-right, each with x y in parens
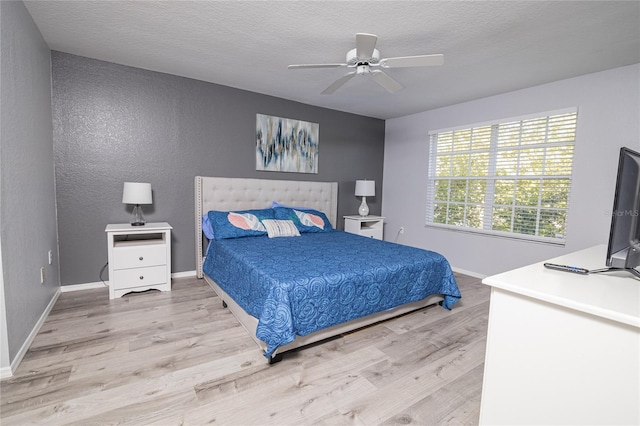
top-left (195, 176), bottom-right (461, 363)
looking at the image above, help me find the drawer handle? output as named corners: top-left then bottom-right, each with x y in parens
top-left (139, 276), bottom-right (144, 280)
top-left (139, 256), bottom-right (144, 261)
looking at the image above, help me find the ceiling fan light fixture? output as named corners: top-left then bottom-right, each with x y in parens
top-left (288, 33), bottom-right (444, 95)
top-left (356, 64), bottom-right (371, 75)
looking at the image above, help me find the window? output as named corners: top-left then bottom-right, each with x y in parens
top-left (426, 109), bottom-right (577, 244)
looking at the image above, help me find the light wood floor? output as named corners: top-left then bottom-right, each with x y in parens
top-left (0, 273), bottom-right (490, 425)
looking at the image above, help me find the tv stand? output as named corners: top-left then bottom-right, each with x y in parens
top-left (480, 244), bottom-right (639, 425)
top-left (589, 266), bottom-right (640, 279)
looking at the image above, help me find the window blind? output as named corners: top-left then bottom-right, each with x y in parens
top-left (426, 109), bottom-right (578, 244)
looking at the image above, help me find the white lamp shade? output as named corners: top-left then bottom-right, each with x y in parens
top-left (355, 180), bottom-right (375, 197)
top-left (122, 182), bottom-right (152, 204)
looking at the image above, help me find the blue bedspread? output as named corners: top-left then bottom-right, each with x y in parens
top-left (203, 231), bottom-right (460, 357)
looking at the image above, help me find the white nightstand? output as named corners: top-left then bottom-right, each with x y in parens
top-left (105, 222), bottom-right (172, 299)
top-left (343, 215), bottom-right (384, 240)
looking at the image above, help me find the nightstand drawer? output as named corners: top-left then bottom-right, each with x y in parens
top-left (112, 265), bottom-right (167, 290)
top-left (112, 244), bottom-right (166, 270)
top-left (360, 229), bottom-right (382, 239)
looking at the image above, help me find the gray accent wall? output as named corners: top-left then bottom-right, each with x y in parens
top-left (1, 1), bottom-right (59, 363)
top-left (52, 52), bottom-right (385, 285)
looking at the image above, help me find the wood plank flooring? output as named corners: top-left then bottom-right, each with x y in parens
top-left (0, 273), bottom-right (490, 425)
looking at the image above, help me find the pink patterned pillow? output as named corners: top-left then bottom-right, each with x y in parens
top-left (207, 208), bottom-right (275, 240)
top-left (273, 207), bottom-right (332, 233)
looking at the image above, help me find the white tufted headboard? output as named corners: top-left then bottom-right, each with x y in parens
top-left (195, 176), bottom-right (338, 278)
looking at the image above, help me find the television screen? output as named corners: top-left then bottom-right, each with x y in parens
top-left (606, 147), bottom-right (640, 276)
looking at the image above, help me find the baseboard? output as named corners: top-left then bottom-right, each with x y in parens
top-left (60, 281), bottom-right (107, 292)
top-left (0, 365), bottom-right (12, 380)
top-left (60, 271), bottom-right (197, 293)
top-left (171, 270), bottom-right (196, 279)
top-left (1, 288), bottom-right (61, 379)
top-left (451, 266), bottom-right (486, 279)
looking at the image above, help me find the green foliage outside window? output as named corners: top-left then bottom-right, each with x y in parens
top-left (426, 110), bottom-right (577, 244)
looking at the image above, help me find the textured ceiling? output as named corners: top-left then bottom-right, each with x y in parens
top-left (24, 1), bottom-right (640, 119)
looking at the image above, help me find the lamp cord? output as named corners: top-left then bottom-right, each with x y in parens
top-left (99, 261), bottom-right (109, 287)
top-left (99, 235), bottom-right (129, 287)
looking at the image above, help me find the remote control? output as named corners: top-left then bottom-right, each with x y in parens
top-left (543, 263), bottom-right (589, 274)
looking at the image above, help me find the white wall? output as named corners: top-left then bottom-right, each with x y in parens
top-left (382, 64), bottom-right (640, 277)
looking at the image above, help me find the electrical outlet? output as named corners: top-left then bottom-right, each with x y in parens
top-left (399, 227), bottom-right (405, 234)
top-left (48, 250), bottom-right (53, 265)
top-left (40, 267), bottom-right (45, 284)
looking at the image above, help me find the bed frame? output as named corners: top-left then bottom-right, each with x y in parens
top-left (195, 176), bottom-right (443, 363)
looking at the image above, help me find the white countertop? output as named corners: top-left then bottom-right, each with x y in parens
top-left (483, 244), bottom-right (640, 328)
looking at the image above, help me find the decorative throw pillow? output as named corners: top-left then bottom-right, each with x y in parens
top-left (273, 207), bottom-right (332, 233)
top-left (207, 208), bottom-right (275, 240)
top-left (261, 219), bottom-right (301, 238)
top-left (271, 201), bottom-right (312, 210)
top-left (201, 214), bottom-right (215, 240)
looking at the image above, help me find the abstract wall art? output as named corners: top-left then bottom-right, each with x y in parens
top-left (256, 113), bottom-right (319, 173)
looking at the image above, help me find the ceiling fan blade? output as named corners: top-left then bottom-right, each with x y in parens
top-left (288, 63), bottom-right (347, 69)
top-left (379, 54), bottom-right (444, 68)
top-left (321, 72), bottom-right (356, 95)
top-left (370, 70), bottom-right (403, 93)
top-left (355, 33), bottom-right (377, 59)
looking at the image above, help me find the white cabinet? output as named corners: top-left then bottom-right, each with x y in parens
top-left (343, 215), bottom-right (384, 240)
top-left (480, 245), bottom-right (639, 425)
top-left (105, 222), bottom-right (172, 299)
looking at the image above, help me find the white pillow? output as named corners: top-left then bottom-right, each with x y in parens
top-left (261, 219), bottom-right (301, 238)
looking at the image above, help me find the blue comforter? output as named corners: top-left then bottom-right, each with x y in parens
top-left (203, 231), bottom-right (460, 357)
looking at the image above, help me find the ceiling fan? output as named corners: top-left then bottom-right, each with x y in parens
top-left (288, 33), bottom-right (444, 95)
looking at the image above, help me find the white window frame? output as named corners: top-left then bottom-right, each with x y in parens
top-left (425, 107), bottom-right (578, 245)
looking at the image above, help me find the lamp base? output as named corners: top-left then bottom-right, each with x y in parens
top-left (130, 204), bottom-right (146, 226)
top-left (358, 197), bottom-right (369, 217)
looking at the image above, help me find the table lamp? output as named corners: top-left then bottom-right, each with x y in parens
top-left (355, 180), bottom-right (375, 217)
top-left (122, 182), bottom-right (152, 226)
